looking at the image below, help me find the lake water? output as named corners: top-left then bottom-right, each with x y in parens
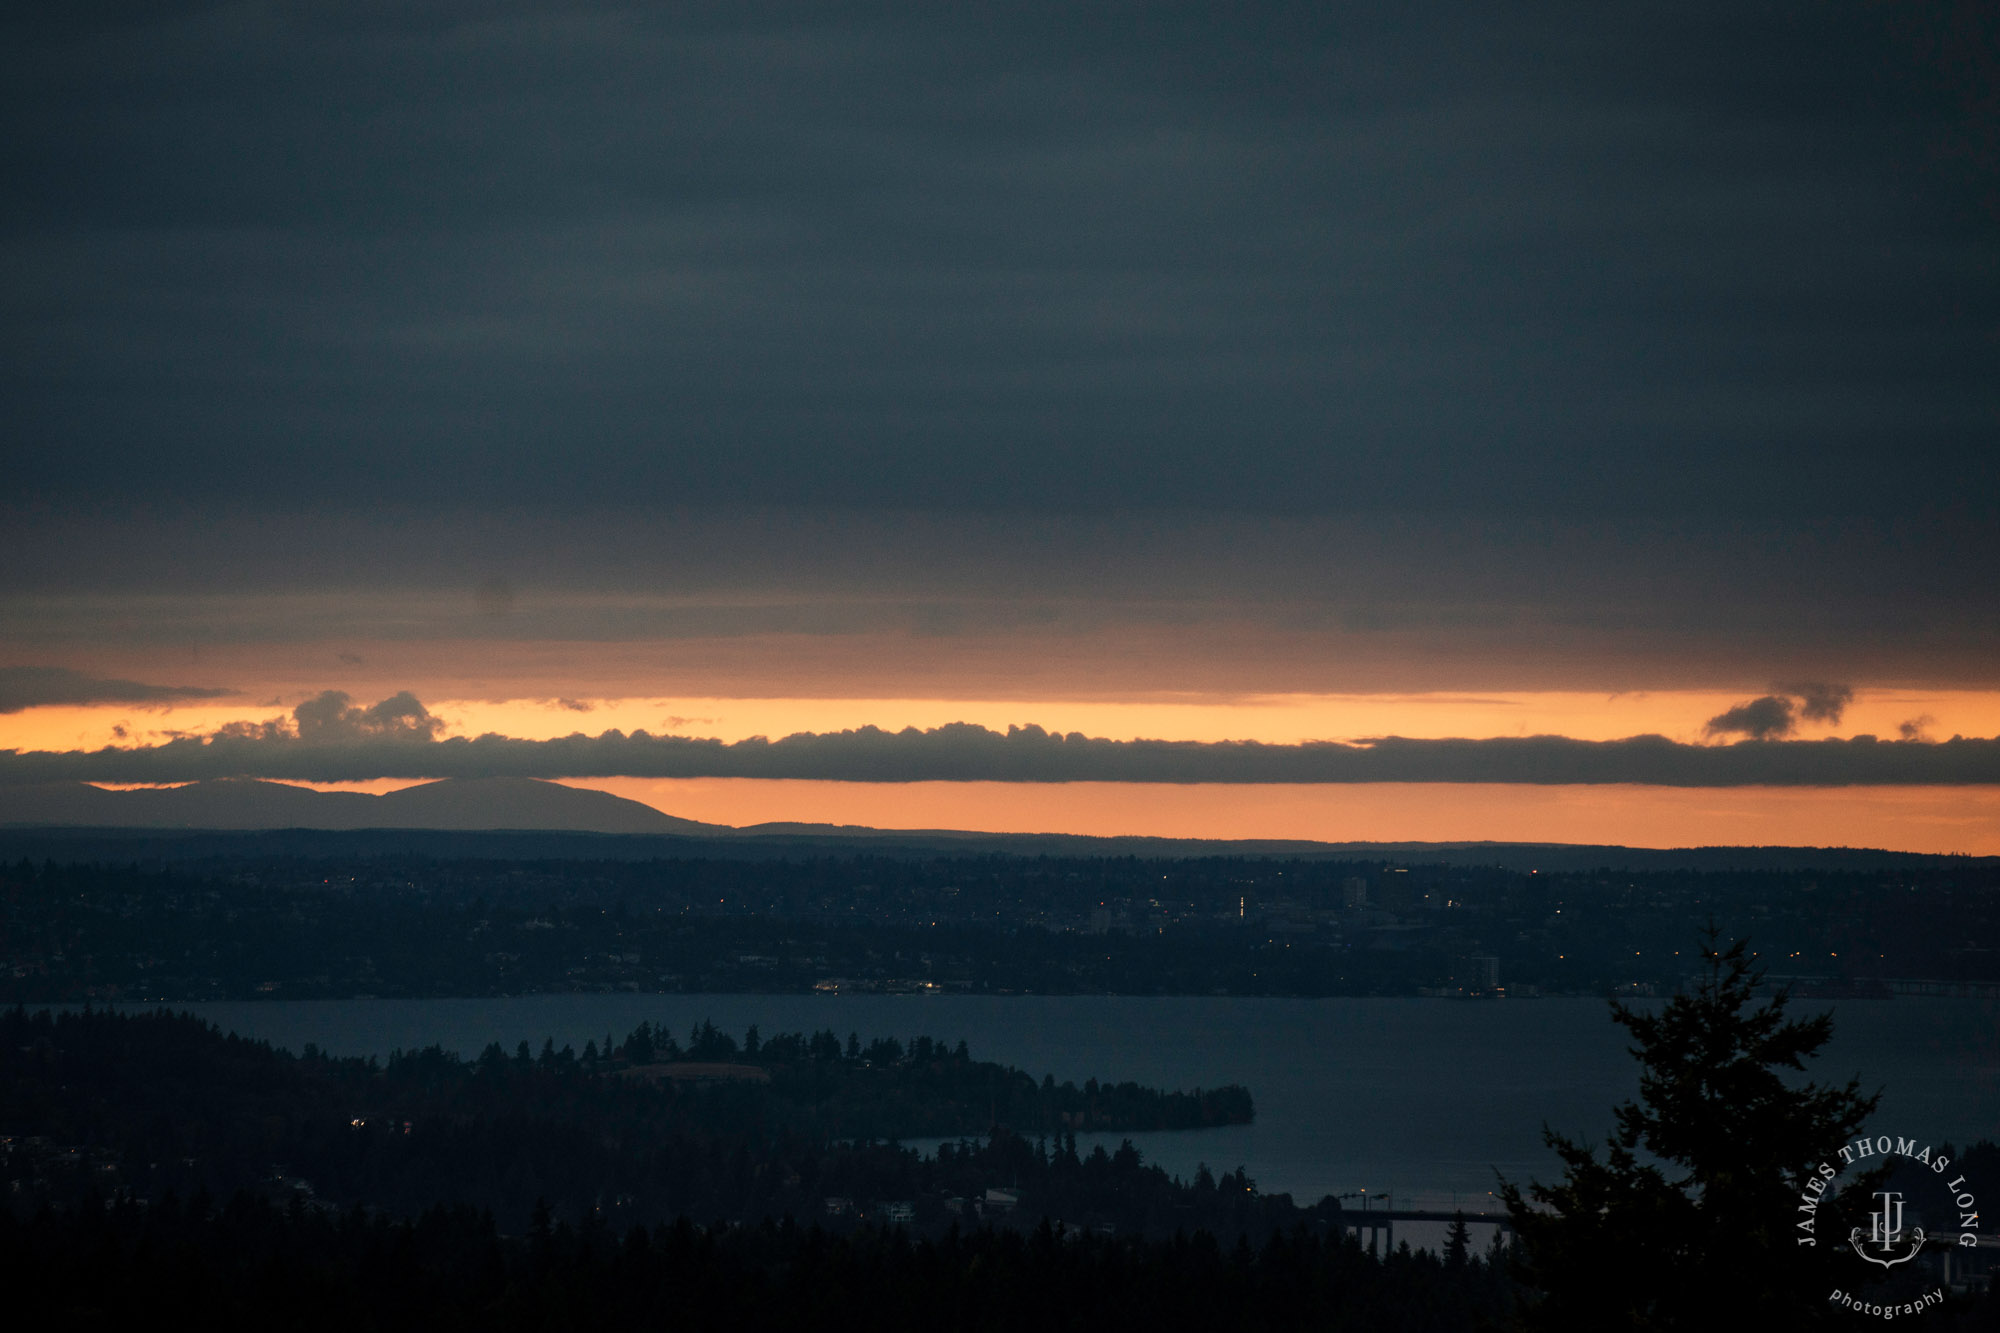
top-left (136, 994), bottom-right (1999, 1229)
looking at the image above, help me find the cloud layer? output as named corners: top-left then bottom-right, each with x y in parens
top-left (3, 692), bottom-right (1995, 787)
top-left (0, 666), bottom-right (230, 714)
top-left (3, 4), bottom-right (1995, 521)
top-left (4, 5), bottom-right (1996, 712)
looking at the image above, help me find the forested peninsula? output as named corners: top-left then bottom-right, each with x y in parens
top-left (2, 1007), bottom-right (1251, 1234)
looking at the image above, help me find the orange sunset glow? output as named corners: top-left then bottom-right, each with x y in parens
top-left (551, 779), bottom-right (2000, 856)
top-left (11, 683), bottom-right (2000, 852)
top-left (65, 775), bottom-right (2000, 855)
top-left (11, 687), bottom-right (2000, 754)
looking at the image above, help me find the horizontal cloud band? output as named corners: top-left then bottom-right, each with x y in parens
top-left (0, 666), bottom-right (230, 714)
top-left (5, 723), bottom-right (2000, 787)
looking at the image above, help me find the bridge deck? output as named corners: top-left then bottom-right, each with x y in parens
top-left (1339, 1209), bottom-right (1513, 1228)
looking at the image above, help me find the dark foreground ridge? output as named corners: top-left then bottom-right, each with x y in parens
top-left (4, 1197), bottom-right (1506, 1333)
top-left (0, 1007), bottom-right (1512, 1331)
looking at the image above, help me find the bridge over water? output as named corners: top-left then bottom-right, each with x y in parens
top-left (1339, 1208), bottom-right (1515, 1253)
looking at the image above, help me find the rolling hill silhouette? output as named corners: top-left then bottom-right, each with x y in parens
top-left (0, 777), bottom-right (719, 835)
top-left (2, 778), bottom-right (1988, 873)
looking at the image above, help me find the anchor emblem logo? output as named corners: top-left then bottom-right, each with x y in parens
top-left (1848, 1190), bottom-right (1926, 1268)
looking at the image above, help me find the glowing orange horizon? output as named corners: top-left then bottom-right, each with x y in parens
top-left (148, 776), bottom-right (2000, 857)
top-left (24, 687), bottom-right (2000, 856)
top-left (9, 686), bottom-right (1998, 755)
top-left (555, 779), bottom-right (2000, 856)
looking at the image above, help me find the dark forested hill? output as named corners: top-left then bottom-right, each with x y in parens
top-left (0, 1007), bottom-right (1248, 1235)
top-left (3, 1195), bottom-right (1521, 1333)
top-left (0, 1010), bottom-right (1528, 1332)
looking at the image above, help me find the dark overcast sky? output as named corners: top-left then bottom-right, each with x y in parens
top-left (5, 1), bottom-right (1995, 518)
top-left (3, 1), bottom-right (1998, 710)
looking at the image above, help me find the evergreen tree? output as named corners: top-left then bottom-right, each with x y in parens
top-left (1443, 1212), bottom-right (1471, 1270)
top-left (1500, 929), bottom-right (1877, 1330)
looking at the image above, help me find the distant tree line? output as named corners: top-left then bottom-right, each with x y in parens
top-left (619, 1017), bottom-right (1254, 1136)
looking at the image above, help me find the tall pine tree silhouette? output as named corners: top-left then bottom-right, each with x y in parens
top-left (1501, 928), bottom-right (1878, 1330)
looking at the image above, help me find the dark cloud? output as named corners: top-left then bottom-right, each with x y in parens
top-left (293, 690), bottom-right (444, 743)
top-left (1706, 682), bottom-right (1858, 738)
top-left (3, 697), bottom-right (1995, 786)
top-left (205, 690), bottom-right (444, 745)
top-left (1704, 695), bottom-right (1797, 740)
top-left (1781, 682), bottom-right (1854, 724)
top-left (0, 665), bottom-right (230, 713)
top-left (1899, 714), bottom-right (1937, 741)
